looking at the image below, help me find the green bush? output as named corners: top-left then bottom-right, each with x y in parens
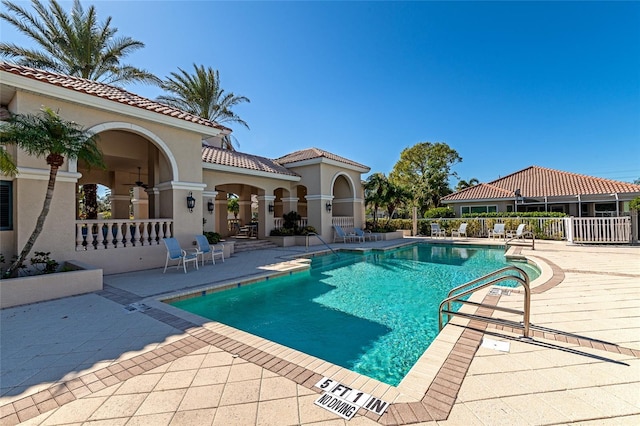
top-left (298, 225), bottom-right (317, 235)
top-left (270, 228), bottom-right (294, 236)
top-left (366, 221), bottom-right (398, 232)
top-left (203, 232), bottom-right (221, 244)
top-left (462, 211), bottom-right (567, 218)
top-left (423, 207), bottom-right (455, 218)
top-left (630, 197), bottom-right (640, 211)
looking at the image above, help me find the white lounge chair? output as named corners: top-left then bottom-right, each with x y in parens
top-left (507, 223), bottom-right (533, 240)
top-left (333, 225), bottom-right (354, 243)
top-left (431, 223), bottom-right (446, 238)
top-left (451, 223), bottom-right (468, 238)
top-left (163, 237), bottom-right (199, 273)
top-left (488, 223), bottom-right (506, 239)
top-left (195, 234), bottom-right (225, 265)
top-left (354, 228), bottom-right (379, 241)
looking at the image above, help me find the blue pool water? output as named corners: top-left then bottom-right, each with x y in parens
top-left (170, 244), bottom-right (539, 386)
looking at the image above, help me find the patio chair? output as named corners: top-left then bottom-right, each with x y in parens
top-left (162, 237), bottom-right (199, 273)
top-left (333, 225), bottom-right (353, 243)
top-left (430, 223), bottom-right (446, 238)
top-left (488, 223), bottom-right (506, 239)
top-left (195, 234), bottom-right (225, 266)
top-left (451, 223), bottom-right (468, 238)
top-left (355, 228), bottom-right (379, 241)
top-left (507, 223), bottom-right (533, 240)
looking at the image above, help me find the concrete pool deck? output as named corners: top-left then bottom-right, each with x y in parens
top-left (1, 238), bottom-right (639, 425)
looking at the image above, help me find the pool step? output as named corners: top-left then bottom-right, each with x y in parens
top-left (232, 238), bottom-right (279, 253)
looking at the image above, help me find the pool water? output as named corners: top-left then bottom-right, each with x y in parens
top-left (170, 244), bottom-right (539, 386)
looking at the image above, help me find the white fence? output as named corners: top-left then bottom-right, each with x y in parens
top-left (332, 216), bottom-right (355, 229)
top-left (409, 216), bottom-right (632, 244)
top-left (76, 219), bottom-right (173, 250)
top-left (273, 217), bottom-right (308, 229)
top-left (421, 217), bottom-right (567, 239)
top-left (566, 217), bottom-right (631, 244)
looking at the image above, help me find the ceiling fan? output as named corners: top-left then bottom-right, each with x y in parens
top-left (123, 167), bottom-right (148, 189)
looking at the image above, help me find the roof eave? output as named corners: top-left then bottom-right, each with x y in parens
top-left (441, 197), bottom-right (513, 204)
top-left (281, 157), bottom-right (370, 173)
top-left (202, 161), bottom-right (300, 182)
top-left (2, 70), bottom-right (225, 138)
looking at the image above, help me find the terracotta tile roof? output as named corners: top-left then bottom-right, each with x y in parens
top-left (442, 166), bottom-right (640, 201)
top-left (444, 183), bottom-right (516, 201)
top-left (202, 145), bottom-right (299, 177)
top-left (275, 147), bottom-right (369, 170)
top-left (0, 62), bottom-right (230, 132)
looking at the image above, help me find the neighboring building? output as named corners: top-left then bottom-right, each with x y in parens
top-left (0, 63), bottom-right (369, 274)
top-left (441, 166), bottom-right (640, 217)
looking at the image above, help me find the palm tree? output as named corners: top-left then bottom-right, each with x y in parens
top-left (158, 64), bottom-right (250, 149)
top-left (364, 172), bottom-right (389, 226)
top-left (0, 0), bottom-right (159, 86)
top-left (456, 178), bottom-right (479, 191)
top-left (0, 107), bottom-right (104, 277)
top-left (227, 196), bottom-right (240, 219)
top-left (383, 182), bottom-right (410, 224)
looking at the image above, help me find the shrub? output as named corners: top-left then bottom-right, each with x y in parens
top-left (366, 221), bottom-right (398, 232)
top-left (630, 197), bottom-right (640, 211)
top-left (30, 251), bottom-right (59, 274)
top-left (203, 232), bottom-right (221, 244)
top-left (270, 228), bottom-right (294, 236)
top-left (298, 225), bottom-right (317, 235)
top-left (462, 211), bottom-right (567, 218)
top-left (282, 211), bottom-right (301, 231)
top-left (423, 207), bottom-right (455, 218)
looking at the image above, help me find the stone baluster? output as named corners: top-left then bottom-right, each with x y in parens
top-left (76, 223), bottom-right (84, 251)
top-left (140, 222), bottom-right (148, 245)
top-left (95, 223), bottom-right (105, 249)
top-left (149, 222), bottom-right (158, 245)
top-left (114, 222), bottom-right (124, 248)
top-left (131, 222), bottom-right (139, 246)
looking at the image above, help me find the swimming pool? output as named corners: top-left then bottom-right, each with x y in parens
top-left (169, 243), bottom-right (539, 386)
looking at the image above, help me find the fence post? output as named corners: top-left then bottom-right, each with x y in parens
top-left (565, 217), bottom-right (574, 243)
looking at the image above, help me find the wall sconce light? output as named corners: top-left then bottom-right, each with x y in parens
top-left (186, 192), bottom-right (196, 213)
top-left (326, 202), bottom-right (332, 213)
top-left (207, 200), bottom-right (214, 214)
top-left (268, 204), bottom-right (274, 213)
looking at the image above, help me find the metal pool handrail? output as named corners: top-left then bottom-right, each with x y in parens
top-left (306, 233), bottom-right (340, 257)
top-left (438, 266), bottom-right (531, 337)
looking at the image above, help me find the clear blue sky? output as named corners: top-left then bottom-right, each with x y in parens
top-left (2, 1), bottom-right (639, 185)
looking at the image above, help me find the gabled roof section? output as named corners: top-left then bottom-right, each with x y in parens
top-left (275, 147), bottom-right (370, 171)
top-left (443, 183), bottom-right (516, 201)
top-left (202, 145), bottom-right (299, 177)
top-left (442, 166), bottom-right (640, 202)
top-left (0, 62), bottom-right (230, 132)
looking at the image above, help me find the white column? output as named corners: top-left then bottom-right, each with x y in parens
top-left (257, 195), bottom-right (277, 238)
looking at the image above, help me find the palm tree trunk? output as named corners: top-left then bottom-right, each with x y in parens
top-left (83, 183), bottom-right (98, 219)
top-left (6, 165), bottom-right (59, 278)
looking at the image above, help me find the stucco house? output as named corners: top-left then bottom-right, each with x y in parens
top-left (0, 62), bottom-right (369, 274)
top-left (441, 166), bottom-right (640, 218)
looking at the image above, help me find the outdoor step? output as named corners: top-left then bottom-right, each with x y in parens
top-left (231, 239), bottom-right (279, 253)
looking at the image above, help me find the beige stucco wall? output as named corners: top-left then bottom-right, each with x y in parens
top-left (3, 87), bottom-right (212, 270)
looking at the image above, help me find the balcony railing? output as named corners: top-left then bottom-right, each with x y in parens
top-left (75, 219), bottom-right (173, 250)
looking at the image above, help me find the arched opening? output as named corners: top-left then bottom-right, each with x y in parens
top-left (77, 127), bottom-right (174, 220)
top-left (215, 183), bottom-right (263, 238)
top-left (331, 174), bottom-right (355, 217)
